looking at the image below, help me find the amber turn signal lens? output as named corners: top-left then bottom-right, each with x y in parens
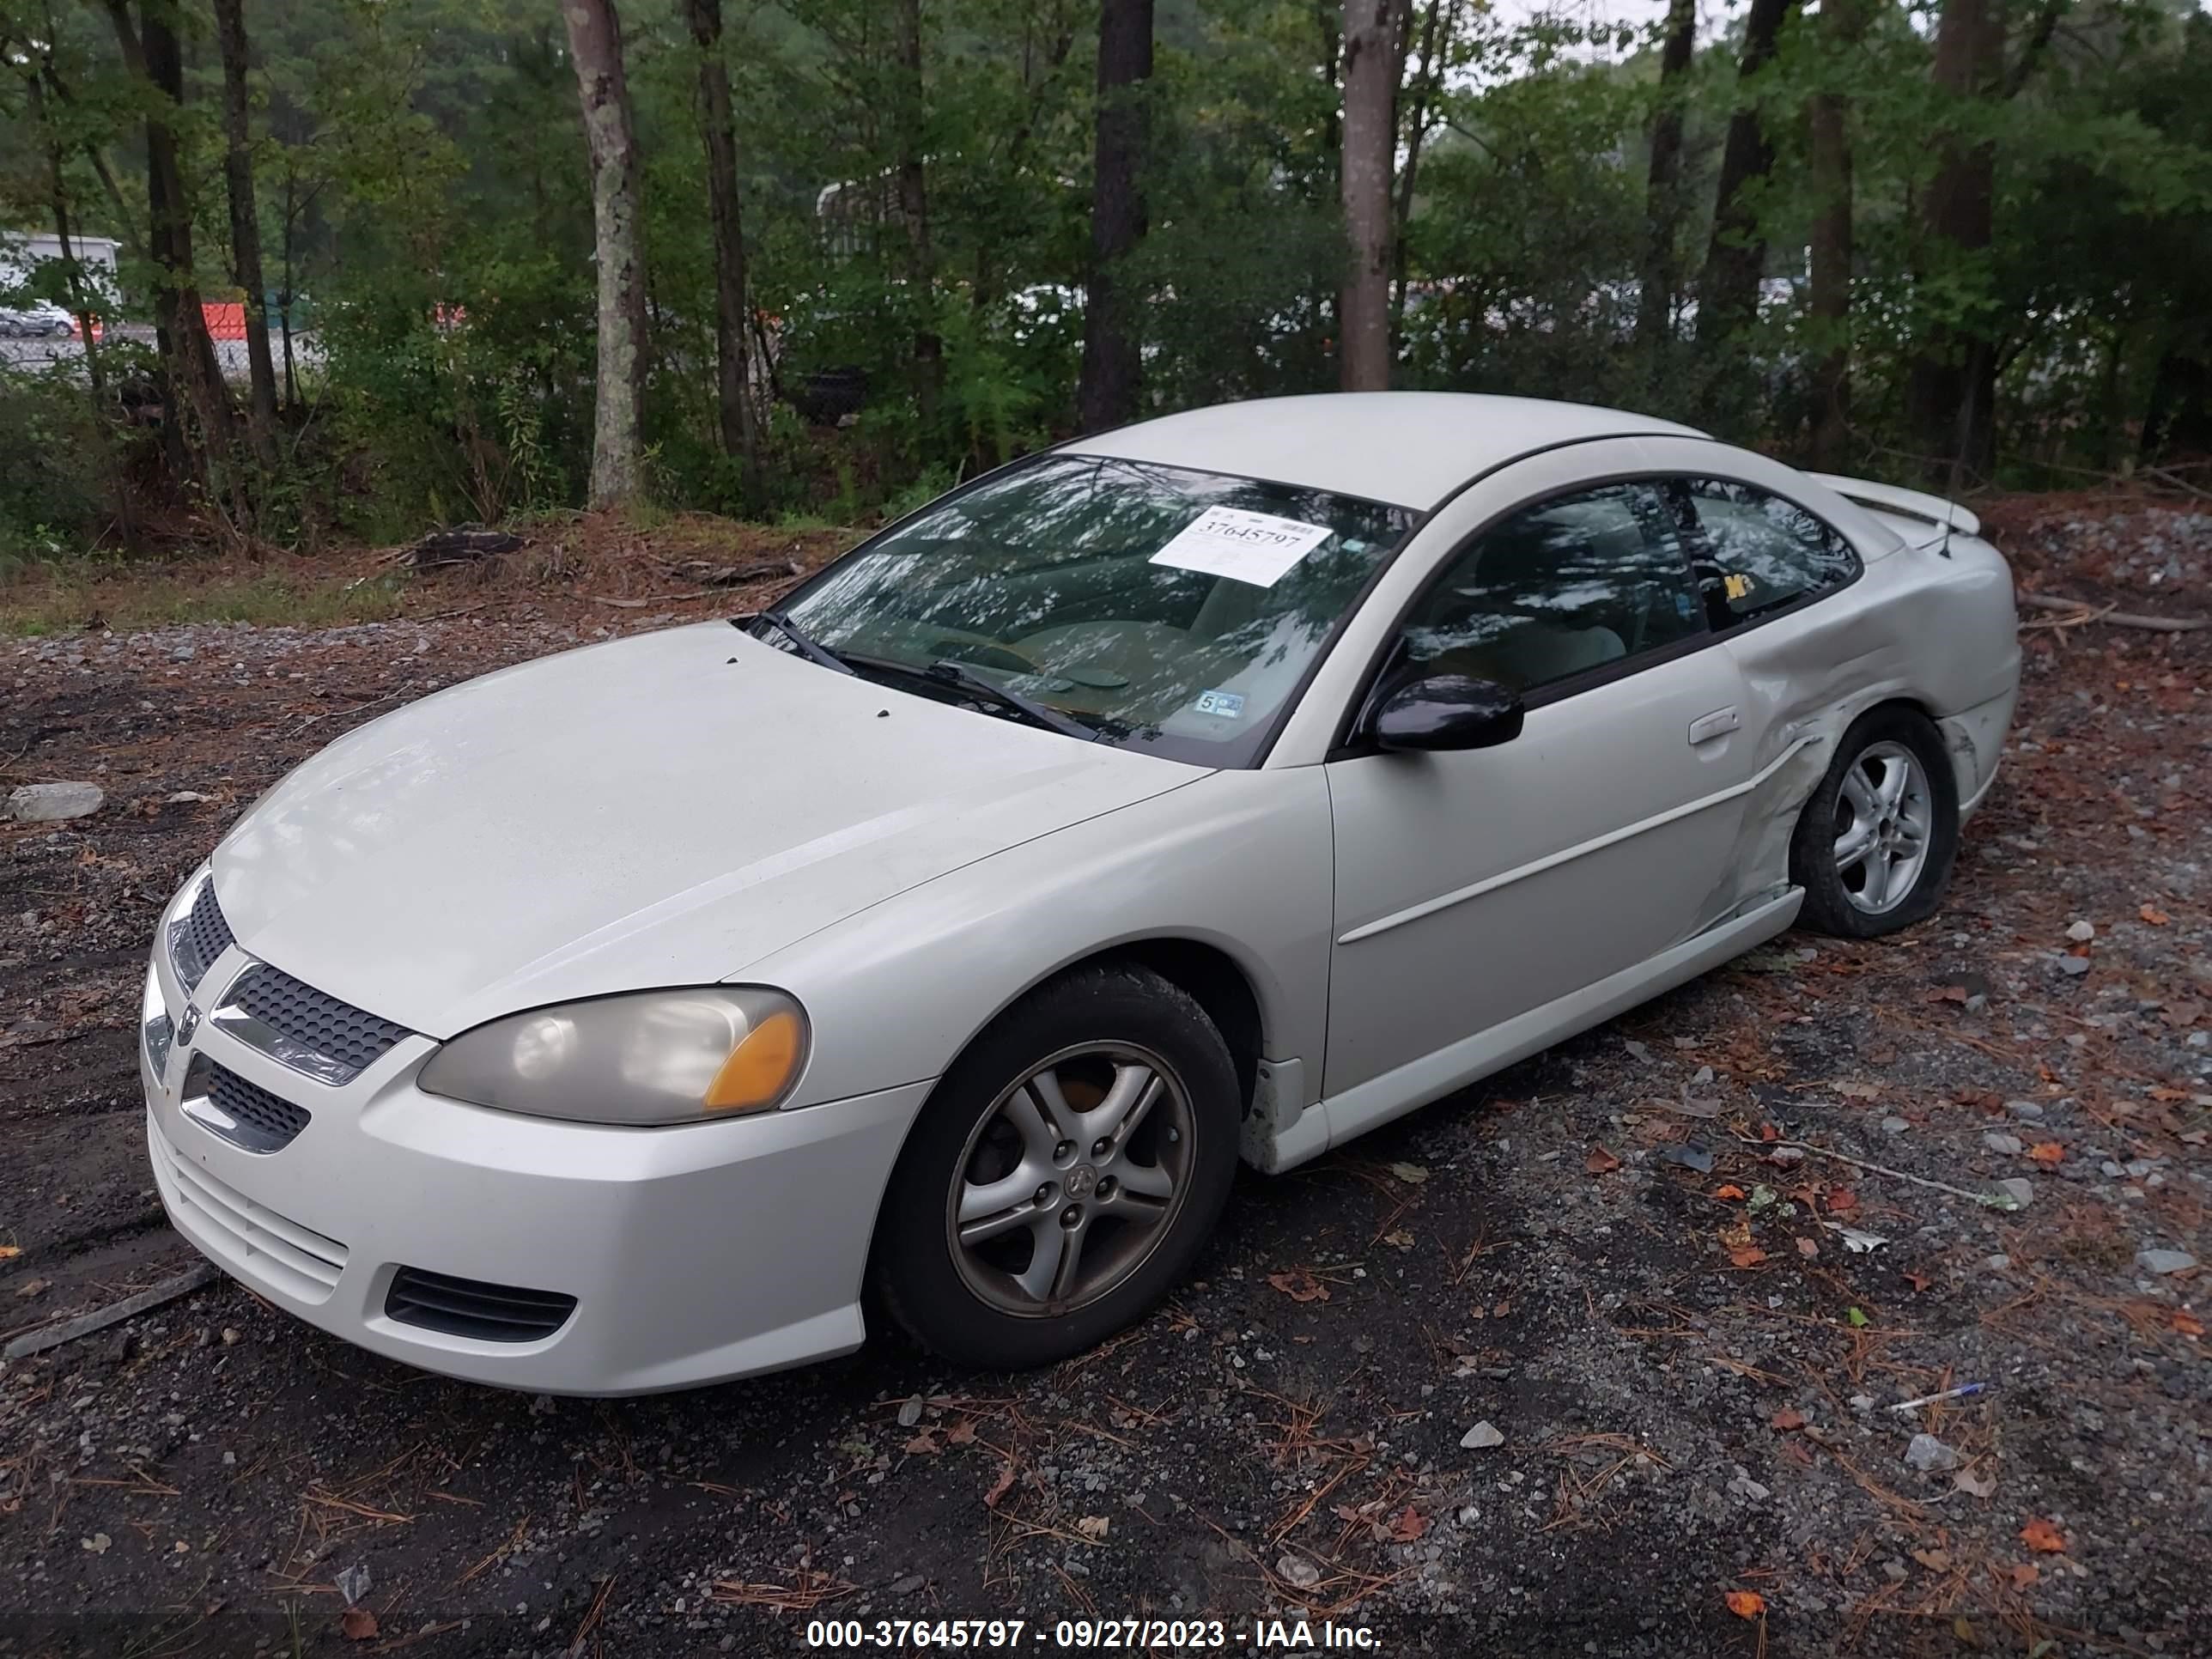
top-left (702, 1010), bottom-right (805, 1111)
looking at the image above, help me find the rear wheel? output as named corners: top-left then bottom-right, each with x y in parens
top-left (1790, 706), bottom-right (1960, 938)
top-left (873, 963), bottom-right (1239, 1370)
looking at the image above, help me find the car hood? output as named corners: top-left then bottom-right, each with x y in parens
top-left (212, 623), bottom-right (1200, 1038)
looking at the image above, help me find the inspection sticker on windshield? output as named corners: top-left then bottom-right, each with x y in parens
top-left (1151, 505), bottom-right (1334, 587)
top-left (1193, 689), bottom-right (1245, 720)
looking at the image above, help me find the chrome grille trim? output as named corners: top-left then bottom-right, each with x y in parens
top-left (149, 1127), bottom-right (348, 1302)
top-left (180, 1055), bottom-right (312, 1154)
top-left (167, 873), bottom-right (235, 992)
top-left (212, 964), bottom-right (411, 1085)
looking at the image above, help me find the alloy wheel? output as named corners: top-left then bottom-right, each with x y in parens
top-left (1832, 738), bottom-right (1933, 915)
top-left (945, 1042), bottom-right (1194, 1317)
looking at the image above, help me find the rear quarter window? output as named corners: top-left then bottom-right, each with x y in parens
top-left (1681, 478), bottom-right (1861, 627)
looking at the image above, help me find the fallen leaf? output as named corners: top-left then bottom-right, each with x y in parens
top-left (983, 1460), bottom-right (1018, 1509)
top-left (946, 1419), bottom-right (978, 1446)
top-left (1387, 1162), bottom-right (1429, 1185)
top-left (1388, 1505), bottom-right (1428, 1542)
top-left (1911, 1547), bottom-right (1953, 1571)
top-left (1835, 1080), bottom-right (1881, 1100)
top-left (1782, 1438), bottom-right (1815, 1467)
top-left (1585, 1146), bottom-right (1621, 1175)
top-left (2021, 1517), bottom-right (2068, 1553)
top-left (341, 1608), bottom-right (380, 1643)
top-left (1075, 1516), bottom-right (1109, 1541)
top-left (1826, 1187), bottom-right (1859, 1215)
top-left (903, 1432), bottom-right (941, 1455)
top-left (1953, 1467), bottom-right (1998, 1498)
top-left (2027, 1142), bottom-right (2065, 1165)
top-left (1728, 1246), bottom-right (1768, 1268)
top-left (1795, 1237), bottom-right (1819, 1259)
top-left (2169, 1310), bottom-right (2205, 1338)
top-left (0, 1245), bottom-right (19, 1261)
top-left (1724, 1589), bottom-right (1766, 1619)
top-left (1846, 1306), bottom-right (1870, 1328)
top-left (1267, 1269), bottom-right (1330, 1304)
top-left (1770, 1408), bottom-right (1806, 1431)
top-left (1720, 1217), bottom-right (1753, 1249)
top-left (1954, 1614), bottom-right (1981, 1648)
top-left (1381, 1230), bottom-right (1414, 1249)
top-left (2010, 1563), bottom-right (2040, 1589)
top-left (1714, 1183), bottom-right (1747, 1200)
top-left (1928, 986), bottom-right (1969, 1004)
top-left (2140, 904), bottom-right (2170, 926)
top-left (1902, 1269), bottom-right (1934, 1292)
top-left (1492, 1297), bottom-right (1513, 1317)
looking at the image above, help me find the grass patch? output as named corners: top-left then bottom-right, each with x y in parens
top-left (0, 568), bottom-right (407, 635)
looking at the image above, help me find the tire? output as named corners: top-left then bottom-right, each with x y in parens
top-left (872, 962), bottom-right (1240, 1370)
top-left (1790, 704), bottom-right (1960, 939)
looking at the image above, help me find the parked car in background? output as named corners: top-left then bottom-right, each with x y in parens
top-left (0, 301), bottom-right (76, 339)
top-left (140, 392), bottom-right (2018, 1395)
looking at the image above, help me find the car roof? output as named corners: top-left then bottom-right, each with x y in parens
top-left (1063, 392), bottom-right (1710, 511)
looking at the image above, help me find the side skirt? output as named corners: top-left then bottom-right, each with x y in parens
top-left (1253, 887), bottom-right (1803, 1173)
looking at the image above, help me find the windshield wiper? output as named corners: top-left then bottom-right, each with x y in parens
top-left (752, 610), bottom-right (853, 675)
top-left (923, 659), bottom-right (1098, 742)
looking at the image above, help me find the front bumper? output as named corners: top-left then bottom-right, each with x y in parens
top-left (140, 931), bottom-right (928, 1395)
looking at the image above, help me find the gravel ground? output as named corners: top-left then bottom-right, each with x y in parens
top-left (3, 502), bottom-right (2209, 1658)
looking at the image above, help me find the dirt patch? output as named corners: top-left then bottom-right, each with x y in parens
top-left (2, 500), bottom-right (2208, 1656)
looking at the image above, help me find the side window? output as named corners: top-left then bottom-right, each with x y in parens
top-left (1682, 478), bottom-right (1860, 626)
top-left (1396, 483), bottom-right (1705, 697)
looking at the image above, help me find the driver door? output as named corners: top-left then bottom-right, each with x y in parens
top-left (1322, 480), bottom-right (1760, 1097)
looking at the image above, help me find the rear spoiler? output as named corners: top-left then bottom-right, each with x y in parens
top-left (1807, 472), bottom-right (1979, 540)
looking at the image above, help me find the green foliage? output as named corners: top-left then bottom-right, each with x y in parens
top-left (1, 0), bottom-right (2209, 560)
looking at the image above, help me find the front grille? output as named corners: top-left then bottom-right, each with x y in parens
top-left (219, 965), bottom-right (411, 1083)
top-left (149, 1126), bottom-right (348, 1302)
top-left (182, 1056), bottom-right (312, 1153)
top-left (170, 878), bottom-right (235, 991)
top-left (385, 1267), bottom-right (577, 1344)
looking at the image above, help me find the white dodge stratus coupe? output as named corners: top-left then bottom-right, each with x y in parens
top-left (141, 393), bottom-right (2020, 1394)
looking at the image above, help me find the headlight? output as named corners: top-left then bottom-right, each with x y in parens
top-left (416, 988), bottom-right (809, 1126)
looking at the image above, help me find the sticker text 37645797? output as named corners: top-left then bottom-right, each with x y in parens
top-left (1149, 505), bottom-right (1334, 588)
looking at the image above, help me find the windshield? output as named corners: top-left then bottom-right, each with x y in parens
top-left (760, 454), bottom-right (1414, 765)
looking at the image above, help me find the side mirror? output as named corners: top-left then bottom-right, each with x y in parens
top-left (1370, 673), bottom-right (1523, 753)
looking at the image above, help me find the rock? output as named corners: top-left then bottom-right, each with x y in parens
top-left (2066, 920), bottom-right (2095, 942)
top-left (1984, 1254), bottom-right (2012, 1271)
top-left (1992, 1178), bottom-right (2034, 1210)
top-left (1904, 1434), bottom-right (1960, 1472)
top-left (166, 790), bottom-right (210, 804)
top-left (4, 781), bottom-right (104, 823)
top-left (1727, 1470), bottom-right (1771, 1502)
top-left (1276, 1554), bottom-right (1322, 1589)
top-left (1984, 1133), bottom-right (2023, 1155)
top-left (2008, 1101), bottom-right (2046, 1121)
top-left (889, 1573), bottom-right (927, 1595)
top-left (2137, 1249), bottom-right (2197, 1275)
top-left (1881, 1116), bottom-right (1911, 1135)
top-left (2057, 956), bottom-right (2091, 978)
top-left (896, 1397), bottom-right (924, 1428)
top-left (1661, 1145), bottom-right (1715, 1174)
top-left (1460, 1420), bottom-right (1504, 1450)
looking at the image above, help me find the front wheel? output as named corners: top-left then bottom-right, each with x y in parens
top-left (1790, 705), bottom-right (1960, 938)
top-left (872, 963), bottom-right (1240, 1370)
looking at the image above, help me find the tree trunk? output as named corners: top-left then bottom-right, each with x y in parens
top-left (108, 0), bottom-right (240, 500)
top-left (211, 0), bottom-right (279, 468)
top-left (1905, 0), bottom-right (2001, 489)
top-left (1805, 0), bottom-right (1870, 471)
top-left (563, 0), bottom-right (649, 511)
top-left (893, 0), bottom-right (943, 439)
top-left (1695, 0), bottom-right (1800, 357)
top-left (1339, 0), bottom-right (1403, 392)
top-left (1389, 0), bottom-right (1453, 351)
top-left (1633, 0), bottom-right (1697, 361)
top-left (683, 0), bottom-right (763, 501)
top-left (1077, 0), bottom-right (1154, 433)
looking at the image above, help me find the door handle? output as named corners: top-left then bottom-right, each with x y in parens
top-left (1687, 707), bottom-right (1741, 745)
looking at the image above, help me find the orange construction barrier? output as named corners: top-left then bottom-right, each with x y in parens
top-left (203, 301), bottom-right (246, 341)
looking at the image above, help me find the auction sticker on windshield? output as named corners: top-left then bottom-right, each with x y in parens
top-left (1150, 505), bottom-right (1334, 587)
